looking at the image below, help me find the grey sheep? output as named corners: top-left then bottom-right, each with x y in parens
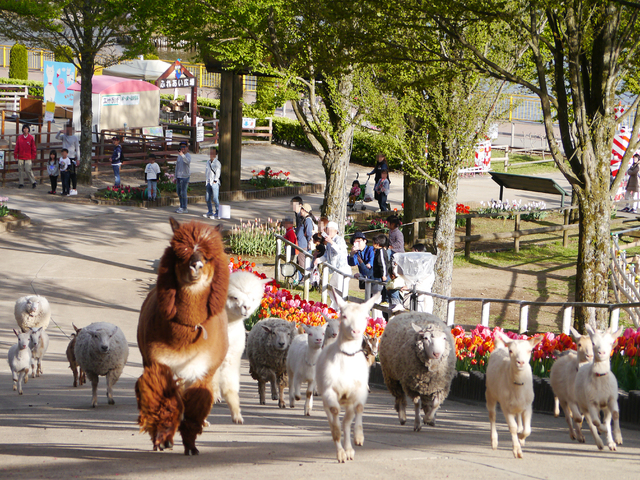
top-left (14, 295), bottom-right (51, 332)
top-left (74, 322), bottom-right (129, 407)
top-left (379, 312), bottom-right (456, 431)
top-left (246, 318), bottom-right (297, 408)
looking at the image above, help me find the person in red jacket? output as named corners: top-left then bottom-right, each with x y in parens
top-left (14, 124), bottom-right (37, 189)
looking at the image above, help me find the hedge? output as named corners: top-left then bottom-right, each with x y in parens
top-left (9, 44), bottom-right (28, 80)
top-left (0, 77), bottom-right (44, 97)
top-left (271, 117), bottom-right (395, 167)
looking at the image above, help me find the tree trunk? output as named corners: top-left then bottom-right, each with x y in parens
top-left (77, 56), bottom-right (94, 185)
top-left (573, 172), bottom-right (611, 331)
top-left (402, 174), bottom-right (426, 245)
top-left (431, 171), bottom-right (458, 319)
top-left (321, 133), bottom-right (353, 229)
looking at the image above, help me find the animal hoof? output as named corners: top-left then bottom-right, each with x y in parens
top-left (294, 395), bottom-right (301, 401)
top-left (108, 398), bottom-right (115, 405)
top-left (73, 381), bottom-right (78, 388)
top-left (426, 420), bottom-right (436, 427)
top-left (259, 400), bottom-right (266, 405)
top-left (337, 448), bottom-right (347, 463)
top-left (164, 440), bottom-right (173, 450)
top-left (608, 443), bottom-right (617, 451)
top-left (271, 394), bottom-right (278, 401)
top-left (13, 385), bottom-right (16, 391)
top-left (184, 447), bottom-right (199, 456)
top-left (414, 424), bottom-right (422, 432)
top-left (278, 401), bottom-right (286, 409)
top-left (203, 420), bottom-right (210, 427)
top-left (345, 448), bottom-right (355, 460)
top-left (18, 391), bottom-right (23, 395)
top-left (399, 419), bottom-right (406, 425)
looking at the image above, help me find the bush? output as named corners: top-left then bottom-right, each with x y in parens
top-left (0, 77), bottom-right (43, 96)
top-left (144, 53), bottom-right (159, 60)
top-left (54, 45), bottom-right (74, 63)
top-left (9, 44), bottom-right (28, 80)
top-left (271, 117), bottom-right (314, 149)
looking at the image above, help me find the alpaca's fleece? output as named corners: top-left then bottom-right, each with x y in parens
top-left (379, 313), bottom-right (456, 432)
top-left (74, 322), bottom-right (129, 407)
top-left (212, 271), bottom-right (268, 424)
top-left (246, 318), bottom-right (297, 408)
top-left (137, 218), bottom-right (229, 455)
top-left (14, 295), bottom-right (51, 332)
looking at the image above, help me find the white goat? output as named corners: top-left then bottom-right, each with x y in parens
top-left (286, 324), bottom-right (327, 415)
top-left (485, 332), bottom-right (542, 458)
top-left (7, 329), bottom-right (32, 394)
top-left (549, 327), bottom-right (593, 440)
top-left (322, 318), bottom-right (340, 348)
top-left (572, 325), bottom-right (624, 450)
top-left (29, 326), bottom-right (49, 378)
top-left (316, 289), bottom-right (381, 463)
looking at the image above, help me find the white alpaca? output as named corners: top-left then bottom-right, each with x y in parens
top-left (212, 271), bottom-right (268, 424)
top-left (44, 65), bottom-right (56, 103)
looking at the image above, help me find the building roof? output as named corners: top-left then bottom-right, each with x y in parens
top-left (68, 75), bottom-right (159, 94)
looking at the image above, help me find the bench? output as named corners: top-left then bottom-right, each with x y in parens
top-left (489, 172), bottom-right (571, 208)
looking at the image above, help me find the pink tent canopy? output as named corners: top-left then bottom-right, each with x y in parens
top-left (68, 75), bottom-right (159, 94)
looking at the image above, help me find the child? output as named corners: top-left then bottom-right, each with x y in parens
top-left (371, 234), bottom-right (390, 298)
top-left (375, 169), bottom-right (390, 211)
top-left (59, 148), bottom-right (71, 196)
top-left (388, 215), bottom-right (405, 254)
top-left (47, 149), bottom-right (59, 195)
top-left (111, 135), bottom-right (122, 188)
top-left (145, 154), bottom-right (161, 201)
top-left (348, 180), bottom-right (361, 206)
top-left (283, 218), bottom-right (298, 247)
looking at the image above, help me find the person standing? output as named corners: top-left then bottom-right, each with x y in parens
top-left (14, 124), bottom-right (37, 189)
top-left (388, 215), bottom-right (405, 253)
top-left (623, 153), bottom-right (640, 213)
top-left (375, 169), bottom-right (390, 211)
top-left (56, 124), bottom-right (80, 194)
top-left (59, 148), bottom-right (71, 196)
top-left (314, 221), bottom-right (351, 305)
top-left (204, 147), bottom-right (221, 219)
top-left (145, 154), bottom-right (161, 201)
top-left (47, 149), bottom-right (59, 194)
top-left (175, 141), bottom-right (191, 214)
top-left (111, 135), bottom-right (122, 188)
top-left (368, 153), bottom-right (388, 184)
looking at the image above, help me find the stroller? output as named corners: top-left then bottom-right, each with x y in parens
top-left (348, 172), bottom-right (374, 211)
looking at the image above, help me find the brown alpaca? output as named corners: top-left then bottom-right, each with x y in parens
top-left (136, 218), bottom-right (229, 455)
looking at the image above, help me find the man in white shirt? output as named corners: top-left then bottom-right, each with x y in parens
top-left (56, 125), bottom-right (80, 195)
top-left (203, 147), bottom-right (221, 219)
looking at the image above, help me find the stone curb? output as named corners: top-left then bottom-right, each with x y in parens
top-left (89, 181), bottom-right (324, 208)
top-left (0, 209), bottom-right (31, 233)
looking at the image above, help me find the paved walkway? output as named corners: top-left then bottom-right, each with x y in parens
top-left (2, 143), bottom-right (639, 479)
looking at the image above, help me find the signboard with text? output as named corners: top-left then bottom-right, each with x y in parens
top-left (102, 93), bottom-right (140, 107)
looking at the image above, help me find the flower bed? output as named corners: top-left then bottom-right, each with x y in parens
top-left (249, 167), bottom-right (292, 189)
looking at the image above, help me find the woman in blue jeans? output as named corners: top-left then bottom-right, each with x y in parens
top-left (111, 136), bottom-right (122, 187)
top-left (175, 141), bottom-right (191, 213)
top-left (203, 147), bottom-right (221, 219)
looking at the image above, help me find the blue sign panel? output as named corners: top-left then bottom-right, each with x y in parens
top-left (43, 61), bottom-right (76, 106)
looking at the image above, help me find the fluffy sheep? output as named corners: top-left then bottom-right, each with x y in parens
top-left (378, 313), bottom-right (456, 432)
top-left (486, 332), bottom-right (542, 458)
top-left (246, 318), bottom-right (297, 408)
top-left (212, 271), bottom-right (269, 424)
top-left (66, 323), bottom-right (86, 387)
top-left (7, 329), bottom-right (31, 395)
top-left (286, 324), bottom-right (327, 415)
top-left (316, 290), bottom-right (381, 463)
top-left (572, 325), bottom-right (624, 450)
top-left (549, 327), bottom-right (593, 440)
top-left (14, 295), bottom-right (51, 332)
top-left (74, 322), bottom-right (129, 407)
top-left (29, 326), bottom-right (49, 378)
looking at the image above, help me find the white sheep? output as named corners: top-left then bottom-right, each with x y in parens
top-left (485, 332), bottom-right (542, 458)
top-left (74, 322), bottom-right (129, 408)
top-left (246, 318), bottom-right (297, 408)
top-left (549, 327), bottom-right (593, 440)
top-left (7, 329), bottom-right (32, 394)
top-left (378, 313), bottom-right (456, 431)
top-left (316, 290), bottom-right (381, 463)
top-left (286, 324), bottom-right (327, 415)
top-left (29, 326), bottom-right (49, 378)
top-left (572, 325), bottom-right (624, 450)
top-left (212, 271), bottom-right (268, 424)
top-left (14, 295), bottom-right (51, 332)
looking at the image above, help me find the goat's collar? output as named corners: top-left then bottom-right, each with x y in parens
top-left (340, 348), bottom-right (364, 357)
top-left (170, 320), bottom-right (208, 340)
top-left (513, 381), bottom-right (525, 386)
top-left (595, 372), bottom-right (608, 377)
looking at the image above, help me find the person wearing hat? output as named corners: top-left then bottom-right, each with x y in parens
top-left (292, 203), bottom-right (315, 284)
top-left (175, 141), bottom-right (191, 213)
top-left (314, 221), bottom-right (350, 306)
top-left (348, 231), bottom-right (374, 280)
top-left (14, 124), bottom-right (37, 189)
